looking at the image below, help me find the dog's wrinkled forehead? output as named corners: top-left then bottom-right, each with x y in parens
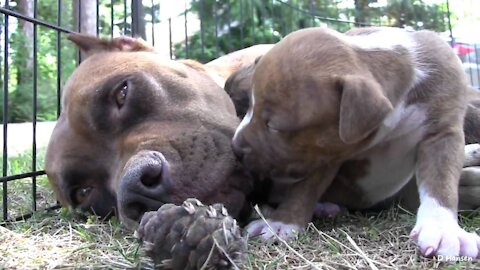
top-left (62, 33), bottom-right (181, 107)
top-left (62, 51), bottom-right (188, 109)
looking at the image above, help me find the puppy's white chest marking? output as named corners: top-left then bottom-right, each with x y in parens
top-left (355, 103), bottom-right (427, 204)
top-left (233, 91), bottom-right (255, 141)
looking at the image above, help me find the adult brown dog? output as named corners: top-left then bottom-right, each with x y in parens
top-left (44, 34), bottom-right (270, 226)
top-left (232, 27), bottom-right (480, 259)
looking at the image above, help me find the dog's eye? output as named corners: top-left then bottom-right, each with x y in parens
top-left (115, 81), bottom-right (128, 108)
top-left (73, 186), bottom-right (92, 205)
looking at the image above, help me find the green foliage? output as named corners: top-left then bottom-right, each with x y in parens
top-left (174, 0), bottom-right (449, 62)
top-left (0, 0), bottom-right (142, 123)
top-left (0, 0), bottom-right (77, 123)
top-left (0, 0), bottom-right (452, 123)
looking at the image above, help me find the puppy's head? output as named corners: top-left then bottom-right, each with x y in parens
top-left (232, 28), bottom-right (393, 182)
top-left (224, 57), bottom-right (262, 118)
top-left (46, 34), bottom-right (250, 226)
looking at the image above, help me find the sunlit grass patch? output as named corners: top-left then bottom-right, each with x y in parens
top-left (0, 209), bottom-right (153, 269)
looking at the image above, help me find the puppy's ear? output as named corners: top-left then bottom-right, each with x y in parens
top-left (67, 33), bottom-right (155, 58)
top-left (338, 75), bottom-right (393, 144)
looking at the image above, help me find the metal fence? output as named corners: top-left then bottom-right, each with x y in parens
top-left (0, 0), bottom-right (478, 222)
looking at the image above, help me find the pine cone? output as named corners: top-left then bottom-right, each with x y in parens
top-left (135, 198), bottom-right (247, 269)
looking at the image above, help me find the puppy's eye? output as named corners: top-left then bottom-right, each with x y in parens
top-left (266, 121), bottom-right (280, 133)
top-left (115, 81), bottom-right (128, 107)
top-left (73, 186), bottom-right (92, 205)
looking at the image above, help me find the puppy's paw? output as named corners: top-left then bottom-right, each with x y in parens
top-left (245, 219), bottom-right (302, 240)
top-left (314, 202), bottom-right (344, 218)
top-left (410, 218), bottom-right (480, 259)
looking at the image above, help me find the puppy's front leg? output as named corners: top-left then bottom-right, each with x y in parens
top-left (412, 129), bottom-right (480, 259)
top-left (246, 166), bottom-right (339, 240)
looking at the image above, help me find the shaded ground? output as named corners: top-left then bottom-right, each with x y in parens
top-left (1, 206), bottom-right (478, 269)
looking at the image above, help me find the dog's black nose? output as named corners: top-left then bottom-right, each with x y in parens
top-left (118, 151), bottom-right (171, 224)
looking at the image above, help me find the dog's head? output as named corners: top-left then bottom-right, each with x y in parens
top-left (46, 34), bottom-right (250, 226)
top-left (232, 28), bottom-right (393, 182)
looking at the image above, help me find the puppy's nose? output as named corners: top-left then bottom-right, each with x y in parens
top-left (118, 151), bottom-right (171, 223)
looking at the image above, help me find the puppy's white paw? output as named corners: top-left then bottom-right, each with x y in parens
top-left (245, 219), bottom-right (302, 240)
top-left (412, 194), bottom-right (480, 259)
top-left (410, 218), bottom-right (480, 259)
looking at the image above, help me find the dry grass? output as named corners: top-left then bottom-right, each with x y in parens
top-left (0, 210), bottom-right (153, 269)
top-left (1, 206), bottom-right (478, 269)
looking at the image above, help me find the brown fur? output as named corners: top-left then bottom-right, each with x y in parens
top-left (46, 34), bottom-right (266, 224)
top-left (232, 27), bottom-right (468, 228)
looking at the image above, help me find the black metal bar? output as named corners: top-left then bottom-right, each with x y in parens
top-left (184, 1), bottom-right (189, 58)
top-left (32, 0), bottom-right (38, 212)
top-left (259, 0), bottom-right (266, 43)
top-left (240, 0), bottom-right (244, 47)
top-left (214, 0), bottom-right (219, 57)
top-left (279, 0), bottom-right (285, 36)
top-left (251, 0), bottom-right (255, 44)
top-left (0, 171), bottom-right (47, 183)
top-left (1, 204), bottom-right (61, 224)
top-left (199, 0), bottom-right (205, 60)
top-left (226, 0), bottom-right (232, 52)
top-left (2, 1), bottom-right (10, 221)
top-left (168, 17), bottom-right (172, 59)
top-left (111, 0), bottom-right (114, 38)
top-left (446, 0), bottom-right (453, 46)
top-left (269, 0), bottom-right (274, 41)
top-left (290, 1), bottom-right (295, 32)
top-left (466, 45), bottom-right (474, 86)
top-left (131, 0), bottom-right (145, 38)
top-left (96, 0), bottom-right (100, 36)
top-left (475, 43), bottom-right (480, 89)
top-left (151, 0), bottom-right (155, 46)
top-left (0, 7), bottom-right (72, 33)
top-left (77, 0), bottom-right (81, 63)
top-left (57, 0), bottom-right (62, 117)
top-left (124, 0), bottom-right (128, 35)
top-left (310, 0), bottom-right (315, 27)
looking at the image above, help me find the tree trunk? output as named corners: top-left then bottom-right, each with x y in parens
top-left (73, 0), bottom-right (97, 61)
top-left (354, 0), bottom-right (370, 26)
top-left (74, 0), bottom-right (97, 35)
top-left (16, 0), bottom-right (34, 82)
top-left (132, 0), bottom-right (146, 39)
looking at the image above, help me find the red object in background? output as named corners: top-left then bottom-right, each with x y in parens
top-left (453, 44), bottom-right (475, 55)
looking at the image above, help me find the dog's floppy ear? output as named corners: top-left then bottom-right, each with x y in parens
top-left (338, 75), bottom-right (393, 144)
top-left (67, 33), bottom-right (155, 58)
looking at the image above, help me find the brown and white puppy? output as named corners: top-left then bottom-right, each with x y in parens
top-left (45, 34), bottom-right (268, 226)
top-left (227, 62), bottom-right (480, 213)
top-left (232, 27), bottom-right (480, 258)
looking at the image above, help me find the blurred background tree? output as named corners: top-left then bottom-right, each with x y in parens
top-left (0, 0), bottom-right (155, 123)
top-left (174, 0), bottom-right (449, 62)
top-left (0, 0), bottom-right (458, 123)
